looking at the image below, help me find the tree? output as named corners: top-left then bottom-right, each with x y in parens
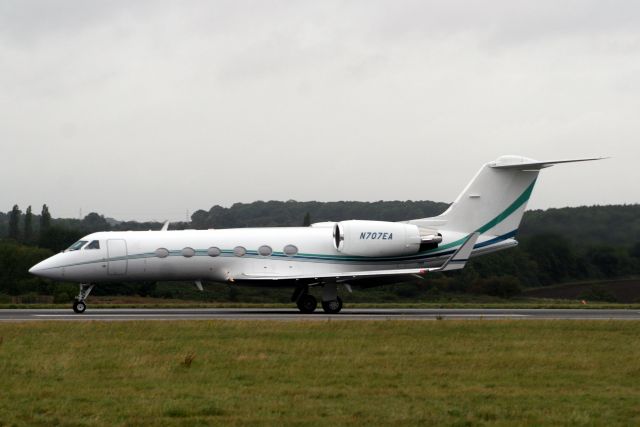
top-left (302, 212), bottom-right (311, 226)
top-left (81, 212), bottom-right (110, 232)
top-left (586, 246), bottom-right (620, 277)
top-left (8, 205), bottom-right (21, 241)
top-left (631, 242), bottom-right (640, 259)
top-left (40, 204), bottom-right (51, 232)
top-left (0, 240), bottom-right (53, 295)
top-left (24, 206), bottom-right (33, 243)
top-left (39, 226), bottom-right (83, 252)
top-left (522, 234), bottom-right (575, 284)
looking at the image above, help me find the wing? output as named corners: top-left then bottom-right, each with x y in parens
top-left (234, 232), bottom-right (480, 282)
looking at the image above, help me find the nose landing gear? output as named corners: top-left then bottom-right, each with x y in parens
top-left (72, 284), bottom-right (94, 314)
top-left (72, 300), bottom-right (86, 314)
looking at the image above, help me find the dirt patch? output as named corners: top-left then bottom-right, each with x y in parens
top-left (522, 279), bottom-right (640, 303)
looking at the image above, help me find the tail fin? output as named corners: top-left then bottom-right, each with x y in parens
top-left (412, 155), bottom-right (604, 236)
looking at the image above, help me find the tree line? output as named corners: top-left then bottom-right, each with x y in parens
top-left (0, 201), bottom-right (638, 301)
top-left (3, 204), bottom-right (51, 244)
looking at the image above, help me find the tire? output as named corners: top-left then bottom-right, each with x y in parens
top-left (296, 294), bottom-right (317, 314)
top-left (322, 296), bottom-right (343, 314)
top-left (73, 300), bottom-right (86, 314)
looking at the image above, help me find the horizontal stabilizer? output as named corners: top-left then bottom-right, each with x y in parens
top-left (489, 156), bottom-right (607, 170)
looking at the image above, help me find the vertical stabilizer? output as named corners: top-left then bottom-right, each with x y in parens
top-left (435, 156), bottom-right (539, 236)
top-left (410, 155), bottom-right (604, 237)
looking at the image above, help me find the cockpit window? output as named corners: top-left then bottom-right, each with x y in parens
top-left (67, 240), bottom-right (88, 251)
top-left (85, 240), bottom-right (100, 250)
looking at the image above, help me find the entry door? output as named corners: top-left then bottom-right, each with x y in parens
top-left (107, 239), bottom-right (128, 275)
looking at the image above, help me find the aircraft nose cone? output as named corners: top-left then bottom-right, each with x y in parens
top-left (29, 256), bottom-right (63, 279)
top-left (29, 262), bottom-right (44, 275)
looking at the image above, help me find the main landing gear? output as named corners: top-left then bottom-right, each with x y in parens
top-left (72, 284), bottom-right (94, 314)
top-left (321, 297), bottom-right (343, 314)
top-left (292, 284), bottom-right (343, 314)
top-left (296, 294), bottom-right (318, 313)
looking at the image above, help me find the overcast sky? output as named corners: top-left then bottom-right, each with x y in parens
top-left (1, 1), bottom-right (638, 221)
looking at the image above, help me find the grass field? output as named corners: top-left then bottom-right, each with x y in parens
top-left (1, 321), bottom-right (639, 426)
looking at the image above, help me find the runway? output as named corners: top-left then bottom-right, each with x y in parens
top-left (2, 308), bottom-right (640, 321)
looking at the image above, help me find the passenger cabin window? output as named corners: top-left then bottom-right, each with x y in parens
top-left (233, 246), bottom-right (247, 257)
top-left (155, 248), bottom-right (170, 258)
top-left (182, 247), bottom-right (196, 258)
top-left (67, 240), bottom-right (88, 251)
top-left (283, 244), bottom-right (298, 256)
top-left (258, 245), bottom-right (272, 256)
top-left (208, 247), bottom-right (221, 257)
top-left (85, 240), bottom-right (100, 250)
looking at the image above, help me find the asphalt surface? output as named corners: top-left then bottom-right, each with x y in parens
top-left (2, 308), bottom-right (640, 321)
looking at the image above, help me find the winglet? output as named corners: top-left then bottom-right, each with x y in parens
top-left (438, 232), bottom-right (480, 272)
top-left (161, 221), bottom-right (170, 231)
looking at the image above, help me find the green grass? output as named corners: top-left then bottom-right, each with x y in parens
top-left (1, 321), bottom-right (640, 426)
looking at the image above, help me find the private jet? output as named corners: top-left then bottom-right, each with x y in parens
top-left (29, 155), bottom-right (603, 313)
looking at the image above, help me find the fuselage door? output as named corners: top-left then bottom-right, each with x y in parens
top-left (107, 239), bottom-right (128, 275)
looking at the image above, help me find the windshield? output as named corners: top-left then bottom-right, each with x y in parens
top-left (67, 240), bottom-right (88, 251)
top-left (85, 240), bottom-right (100, 250)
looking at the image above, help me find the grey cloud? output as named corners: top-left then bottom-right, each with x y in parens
top-left (0, 1), bottom-right (637, 220)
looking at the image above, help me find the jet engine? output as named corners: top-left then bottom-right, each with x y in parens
top-left (333, 220), bottom-right (442, 257)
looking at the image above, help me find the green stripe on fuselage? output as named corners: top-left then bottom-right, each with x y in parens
top-left (420, 179), bottom-right (537, 253)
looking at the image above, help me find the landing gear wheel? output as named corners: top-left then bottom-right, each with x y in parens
top-left (72, 284), bottom-right (94, 314)
top-left (322, 296), bottom-right (343, 314)
top-left (297, 294), bottom-right (317, 314)
top-left (73, 300), bottom-right (87, 314)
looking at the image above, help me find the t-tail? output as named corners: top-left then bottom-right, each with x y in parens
top-left (411, 155), bottom-right (605, 239)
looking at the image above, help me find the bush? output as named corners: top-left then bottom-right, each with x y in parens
top-left (152, 289), bottom-right (176, 299)
top-left (53, 284), bottom-right (77, 303)
top-left (19, 292), bottom-right (41, 304)
top-left (470, 276), bottom-right (522, 298)
top-left (395, 283), bottom-right (421, 298)
top-left (0, 241), bottom-right (53, 295)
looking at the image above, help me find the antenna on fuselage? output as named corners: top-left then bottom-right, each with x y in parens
top-left (160, 220), bottom-right (170, 231)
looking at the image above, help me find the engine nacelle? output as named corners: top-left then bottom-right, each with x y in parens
top-left (333, 220), bottom-right (424, 257)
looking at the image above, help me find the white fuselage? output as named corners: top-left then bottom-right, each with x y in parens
top-left (29, 226), bottom-right (516, 285)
